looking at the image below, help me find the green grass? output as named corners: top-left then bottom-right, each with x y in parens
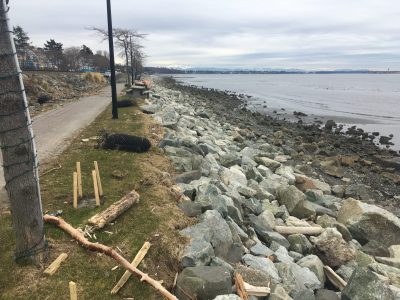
top-left (0, 97), bottom-right (188, 300)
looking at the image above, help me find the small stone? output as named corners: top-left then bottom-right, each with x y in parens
top-left (288, 234), bottom-right (313, 255)
top-left (213, 295), bottom-right (241, 300)
top-left (315, 289), bottom-right (340, 300)
top-left (297, 255), bottom-right (326, 286)
top-left (269, 284), bottom-right (294, 300)
top-left (250, 242), bottom-right (274, 257)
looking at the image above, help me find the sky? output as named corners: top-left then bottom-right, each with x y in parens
top-left (8, 0), bottom-right (400, 70)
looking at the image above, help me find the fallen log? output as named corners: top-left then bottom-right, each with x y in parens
top-left (274, 225), bottom-right (324, 236)
top-left (43, 215), bottom-right (177, 300)
top-left (88, 190), bottom-right (140, 229)
top-left (111, 241), bottom-right (151, 294)
top-left (323, 265), bottom-right (347, 291)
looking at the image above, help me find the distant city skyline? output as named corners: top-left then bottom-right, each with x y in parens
top-left (9, 0), bottom-right (400, 70)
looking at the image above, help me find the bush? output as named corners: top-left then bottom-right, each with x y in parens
top-left (37, 94), bottom-right (52, 104)
top-left (82, 72), bottom-right (105, 83)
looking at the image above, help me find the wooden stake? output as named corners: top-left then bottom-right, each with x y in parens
top-left (73, 172), bottom-right (78, 209)
top-left (324, 266), bottom-right (347, 291)
top-left (69, 281), bottom-right (77, 300)
top-left (111, 241), bottom-right (151, 294)
top-left (76, 162), bottom-right (82, 198)
top-left (44, 215), bottom-right (177, 300)
top-left (274, 226), bottom-right (324, 236)
top-left (92, 170), bottom-right (100, 206)
top-left (94, 161), bottom-right (103, 197)
top-left (44, 253), bottom-right (68, 276)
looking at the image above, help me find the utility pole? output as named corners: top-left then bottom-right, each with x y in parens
top-left (0, 0), bottom-right (46, 264)
top-left (106, 0), bottom-right (118, 119)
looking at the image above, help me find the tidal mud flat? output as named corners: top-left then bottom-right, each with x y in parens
top-left (139, 76), bottom-right (400, 299)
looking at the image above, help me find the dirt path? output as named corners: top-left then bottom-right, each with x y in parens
top-left (0, 84), bottom-right (124, 207)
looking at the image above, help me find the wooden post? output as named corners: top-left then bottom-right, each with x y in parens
top-left (92, 170), bottom-right (100, 206)
top-left (73, 172), bottom-right (78, 209)
top-left (94, 161), bottom-right (103, 196)
top-left (76, 162), bottom-right (82, 198)
top-left (69, 281), bottom-right (77, 300)
top-left (111, 242), bottom-right (151, 294)
top-left (44, 253), bottom-right (68, 276)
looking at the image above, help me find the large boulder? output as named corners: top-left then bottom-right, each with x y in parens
top-left (341, 268), bottom-right (394, 300)
top-left (175, 266), bottom-right (233, 300)
top-left (277, 185), bottom-right (316, 220)
top-left (337, 198), bottom-right (400, 246)
top-left (220, 166), bottom-right (247, 187)
top-left (297, 255), bottom-right (326, 286)
top-left (235, 264), bottom-right (272, 286)
top-left (242, 254), bottom-right (281, 282)
top-left (310, 228), bottom-right (355, 267)
top-left (275, 262), bottom-right (321, 296)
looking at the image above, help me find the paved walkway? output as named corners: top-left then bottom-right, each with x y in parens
top-left (0, 84), bottom-right (124, 207)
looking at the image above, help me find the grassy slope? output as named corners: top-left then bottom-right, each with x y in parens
top-left (0, 95), bottom-right (190, 300)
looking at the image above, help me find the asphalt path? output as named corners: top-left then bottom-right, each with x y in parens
top-left (0, 84), bottom-right (124, 207)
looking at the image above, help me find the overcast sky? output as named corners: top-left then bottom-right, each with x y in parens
top-left (8, 0), bottom-right (400, 70)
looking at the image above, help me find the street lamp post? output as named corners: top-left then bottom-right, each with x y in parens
top-left (106, 0), bottom-right (118, 119)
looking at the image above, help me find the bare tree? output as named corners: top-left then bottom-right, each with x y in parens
top-left (90, 27), bottom-right (145, 85)
top-left (64, 46), bottom-right (81, 71)
top-left (0, 0), bottom-right (46, 264)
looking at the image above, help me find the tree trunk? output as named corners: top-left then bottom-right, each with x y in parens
top-left (129, 36), bottom-right (134, 85)
top-left (124, 40), bottom-right (131, 86)
top-left (0, 0), bottom-right (46, 265)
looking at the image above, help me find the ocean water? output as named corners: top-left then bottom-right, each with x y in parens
top-left (173, 73), bottom-right (400, 150)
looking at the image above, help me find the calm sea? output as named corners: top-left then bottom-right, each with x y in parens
top-left (173, 74), bottom-right (400, 150)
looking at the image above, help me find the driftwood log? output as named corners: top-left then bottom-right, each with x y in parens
top-left (235, 273), bottom-right (249, 300)
top-left (324, 266), bottom-right (347, 291)
top-left (274, 226), bottom-right (324, 236)
top-left (88, 190), bottom-right (140, 229)
top-left (43, 215), bottom-right (177, 300)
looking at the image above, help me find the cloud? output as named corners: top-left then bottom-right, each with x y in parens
top-left (8, 0), bottom-right (400, 69)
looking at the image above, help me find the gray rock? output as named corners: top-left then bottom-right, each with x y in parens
top-left (220, 152), bottom-right (242, 168)
top-left (292, 289), bottom-right (315, 300)
top-left (175, 170), bottom-right (202, 184)
top-left (297, 255), bottom-right (326, 286)
top-left (331, 185), bottom-right (345, 198)
top-left (275, 166), bottom-right (296, 184)
top-left (316, 214), bottom-right (352, 242)
top-left (342, 268), bottom-right (394, 300)
top-left (250, 242), bottom-right (275, 257)
top-left (337, 198), bottom-right (400, 246)
top-left (258, 210), bottom-right (276, 228)
top-left (277, 185), bottom-right (316, 220)
top-left (255, 156), bottom-right (281, 171)
top-left (344, 184), bottom-right (371, 200)
top-left (315, 289), bottom-right (340, 300)
top-left (246, 166), bottom-right (264, 182)
top-left (310, 228), bottom-right (355, 267)
top-left (235, 264), bottom-right (272, 286)
top-left (269, 284), bottom-right (294, 300)
top-left (361, 240), bottom-right (391, 257)
top-left (249, 214), bottom-right (290, 249)
top-left (289, 251), bottom-right (304, 262)
top-left (213, 295), bottom-right (241, 300)
top-left (257, 165), bottom-right (275, 178)
top-left (242, 254), bottom-right (281, 282)
top-left (181, 239), bottom-right (215, 267)
top-left (288, 234), bottom-right (313, 255)
top-left (336, 263), bottom-right (356, 282)
top-left (275, 246), bottom-right (295, 263)
top-left (237, 185), bottom-right (258, 198)
top-left (178, 199), bottom-right (202, 217)
top-left (276, 262), bottom-right (321, 295)
top-left (220, 166), bottom-right (248, 187)
top-left (210, 257), bottom-right (235, 275)
top-left (200, 210), bottom-right (241, 263)
top-left (196, 184), bottom-right (228, 217)
top-left (175, 266), bottom-right (233, 300)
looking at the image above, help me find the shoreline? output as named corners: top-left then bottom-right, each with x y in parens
top-left (145, 76), bottom-right (400, 299)
top-left (159, 75), bottom-right (400, 214)
top-left (173, 75), bottom-right (400, 152)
